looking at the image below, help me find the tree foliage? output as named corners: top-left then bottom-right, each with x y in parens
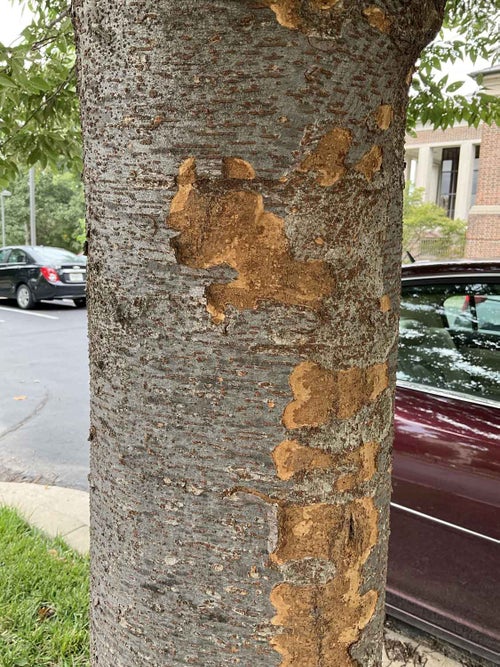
top-left (407, 0), bottom-right (500, 130)
top-left (0, 0), bottom-right (81, 186)
top-left (402, 185), bottom-right (467, 261)
top-left (3, 168), bottom-right (85, 252)
top-left (0, 0), bottom-right (499, 185)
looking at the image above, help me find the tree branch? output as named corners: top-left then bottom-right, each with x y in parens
top-left (0, 66), bottom-right (77, 154)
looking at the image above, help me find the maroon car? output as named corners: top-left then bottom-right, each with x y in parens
top-left (388, 260), bottom-right (500, 663)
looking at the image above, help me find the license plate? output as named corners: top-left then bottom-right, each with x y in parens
top-left (68, 273), bottom-right (84, 282)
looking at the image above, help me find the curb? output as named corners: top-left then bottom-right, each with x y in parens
top-left (383, 628), bottom-right (463, 666)
top-left (0, 481), bottom-right (89, 554)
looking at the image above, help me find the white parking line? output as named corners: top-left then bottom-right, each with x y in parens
top-left (0, 306), bottom-right (59, 320)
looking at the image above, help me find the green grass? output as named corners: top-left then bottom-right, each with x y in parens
top-left (0, 506), bottom-right (89, 667)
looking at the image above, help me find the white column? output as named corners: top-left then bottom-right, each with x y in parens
top-left (455, 141), bottom-right (476, 221)
top-left (414, 146), bottom-right (434, 200)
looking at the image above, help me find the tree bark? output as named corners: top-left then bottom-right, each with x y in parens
top-left (73, 1), bottom-right (445, 665)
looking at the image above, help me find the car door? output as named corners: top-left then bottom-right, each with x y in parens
top-left (2, 248), bottom-right (30, 297)
top-left (0, 248), bottom-right (13, 295)
top-left (387, 273), bottom-right (500, 663)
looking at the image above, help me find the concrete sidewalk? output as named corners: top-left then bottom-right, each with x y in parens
top-left (0, 481), bottom-right (89, 554)
top-left (0, 481), bottom-right (466, 666)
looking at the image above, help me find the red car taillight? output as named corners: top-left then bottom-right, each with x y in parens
top-left (40, 266), bottom-right (61, 283)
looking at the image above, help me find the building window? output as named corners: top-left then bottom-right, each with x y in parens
top-left (471, 144), bottom-right (480, 206)
top-left (438, 147), bottom-right (460, 218)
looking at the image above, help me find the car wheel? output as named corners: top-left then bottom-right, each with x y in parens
top-left (16, 284), bottom-right (35, 310)
top-left (73, 298), bottom-right (87, 308)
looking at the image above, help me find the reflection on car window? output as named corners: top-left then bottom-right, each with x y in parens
top-left (0, 249), bottom-right (9, 263)
top-left (8, 249), bottom-right (27, 264)
top-left (446, 292), bottom-right (500, 334)
top-left (398, 282), bottom-right (500, 401)
top-left (32, 247), bottom-right (83, 264)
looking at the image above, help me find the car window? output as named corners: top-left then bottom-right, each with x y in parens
top-left (445, 292), bottom-right (500, 334)
top-left (398, 281), bottom-right (500, 402)
top-left (0, 249), bottom-right (9, 263)
top-left (8, 249), bottom-right (27, 264)
top-left (31, 247), bottom-right (84, 264)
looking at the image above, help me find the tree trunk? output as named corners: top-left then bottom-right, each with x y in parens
top-left (73, 2), bottom-right (444, 665)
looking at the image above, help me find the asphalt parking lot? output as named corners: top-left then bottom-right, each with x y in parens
top-left (0, 299), bottom-right (89, 489)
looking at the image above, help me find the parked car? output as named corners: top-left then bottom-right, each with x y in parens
top-left (389, 260), bottom-right (500, 663)
top-left (0, 245), bottom-right (86, 309)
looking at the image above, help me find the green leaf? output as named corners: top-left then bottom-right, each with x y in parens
top-left (0, 72), bottom-right (18, 89)
top-left (30, 75), bottom-right (50, 91)
top-left (446, 80), bottom-right (465, 93)
top-left (27, 147), bottom-right (42, 166)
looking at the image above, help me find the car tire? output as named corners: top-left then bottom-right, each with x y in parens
top-left (16, 284), bottom-right (35, 310)
top-left (73, 298), bottom-right (87, 308)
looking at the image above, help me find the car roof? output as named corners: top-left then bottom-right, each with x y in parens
top-left (402, 260), bottom-right (500, 278)
top-left (1, 246), bottom-right (62, 251)
top-left (0, 246), bottom-right (86, 264)
top-left (0, 245), bottom-right (83, 256)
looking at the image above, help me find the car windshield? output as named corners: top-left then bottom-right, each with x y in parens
top-left (31, 247), bottom-right (86, 264)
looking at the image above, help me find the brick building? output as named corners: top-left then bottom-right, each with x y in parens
top-left (404, 67), bottom-right (499, 259)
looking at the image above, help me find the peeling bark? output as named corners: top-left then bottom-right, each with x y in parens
top-left (272, 439), bottom-right (379, 491)
top-left (272, 439), bottom-right (335, 480)
top-left (375, 105), bottom-right (394, 131)
top-left (283, 361), bottom-right (388, 426)
top-left (167, 158), bottom-right (334, 323)
top-left (270, 497), bottom-right (379, 666)
top-left (355, 145), bottom-right (383, 181)
top-left (298, 127), bottom-right (352, 186)
top-left (363, 6), bottom-right (393, 34)
top-left (73, 0), bottom-right (446, 665)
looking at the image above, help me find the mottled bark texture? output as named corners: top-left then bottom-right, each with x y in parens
top-left (72, 1), bottom-right (444, 665)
